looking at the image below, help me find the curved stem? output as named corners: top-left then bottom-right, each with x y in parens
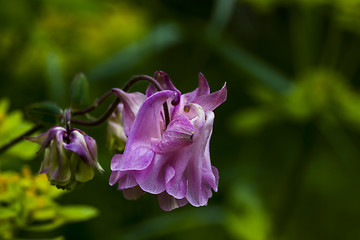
top-left (162, 102), bottom-right (170, 127)
top-left (71, 75), bottom-right (171, 127)
top-left (0, 124), bottom-right (43, 155)
top-left (122, 75), bottom-right (163, 92)
top-left (123, 75), bottom-right (170, 126)
top-left (73, 91), bottom-right (113, 116)
top-left (73, 75), bottom-right (162, 117)
top-left (71, 98), bottom-right (120, 126)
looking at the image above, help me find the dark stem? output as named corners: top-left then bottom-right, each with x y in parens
top-left (65, 109), bottom-right (71, 132)
top-left (162, 102), bottom-right (170, 127)
top-left (123, 75), bottom-right (170, 126)
top-left (122, 75), bottom-right (163, 92)
top-left (71, 98), bottom-right (120, 126)
top-left (72, 91), bottom-right (113, 116)
top-left (0, 125), bottom-right (43, 154)
top-left (71, 75), bottom-right (171, 127)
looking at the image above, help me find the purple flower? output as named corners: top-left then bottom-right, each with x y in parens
top-left (110, 72), bottom-right (226, 211)
top-left (26, 127), bottom-right (104, 189)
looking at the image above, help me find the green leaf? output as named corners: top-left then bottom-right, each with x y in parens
top-left (214, 40), bottom-right (294, 94)
top-left (0, 99), bottom-right (39, 161)
top-left (70, 73), bottom-right (90, 110)
top-left (25, 205), bottom-right (98, 233)
top-left (0, 208), bottom-right (17, 220)
top-left (227, 185), bottom-right (270, 240)
top-left (25, 102), bottom-right (62, 126)
top-left (58, 205), bottom-right (98, 222)
top-left (32, 208), bottom-right (57, 222)
top-left (24, 219), bottom-right (65, 232)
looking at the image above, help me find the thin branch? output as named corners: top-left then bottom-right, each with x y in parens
top-left (71, 98), bottom-right (120, 126)
top-left (72, 91), bottom-right (113, 116)
top-left (123, 75), bottom-right (171, 127)
top-left (122, 75), bottom-right (163, 92)
top-left (0, 124), bottom-right (43, 155)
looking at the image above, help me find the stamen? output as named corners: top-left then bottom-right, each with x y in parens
top-left (184, 105), bottom-right (191, 113)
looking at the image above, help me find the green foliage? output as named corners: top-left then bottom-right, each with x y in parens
top-left (0, 167), bottom-right (98, 239)
top-left (58, 205), bottom-right (98, 222)
top-left (232, 69), bottom-right (360, 134)
top-left (0, 99), bottom-right (38, 161)
top-left (121, 207), bottom-right (226, 240)
top-left (25, 102), bottom-right (62, 126)
top-left (70, 73), bottom-right (90, 110)
top-left (227, 185), bottom-right (270, 240)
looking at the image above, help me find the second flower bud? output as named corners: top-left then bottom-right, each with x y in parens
top-left (26, 127), bottom-right (104, 190)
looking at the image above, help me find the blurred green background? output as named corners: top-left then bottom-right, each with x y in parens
top-left (1, 0), bottom-right (360, 239)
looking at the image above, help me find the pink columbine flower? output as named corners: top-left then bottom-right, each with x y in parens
top-left (26, 127), bottom-right (104, 189)
top-left (109, 71), bottom-right (226, 211)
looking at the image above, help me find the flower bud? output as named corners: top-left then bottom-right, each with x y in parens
top-left (107, 105), bottom-right (127, 152)
top-left (107, 91), bottom-right (146, 152)
top-left (26, 127), bottom-right (103, 190)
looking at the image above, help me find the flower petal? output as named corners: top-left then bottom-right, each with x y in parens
top-left (74, 156), bottom-right (95, 182)
top-left (40, 148), bottom-right (51, 174)
top-left (193, 83), bottom-right (227, 111)
top-left (117, 172), bottom-right (138, 190)
top-left (128, 90), bottom-right (177, 144)
top-left (25, 127), bottom-right (66, 153)
top-left (211, 166), bottom-right (219, 192)
top-left (111, 147), bottom-right (155, 171)
top-left (84, 133), bottom-right (104, 172)
top-left (48, 131), bottom-right (71, 183)
top-left (112, 89), bottom-right (146, 136)
top-left (164, 151), bottom-right (191, 199)
top-left (112, 90), bottom-right (177, 172)
top-left (122, 186), bottom-right (145, 200)
top-left (109, 169), bottom-right (137, 190)
top-left (183, 103), bottom-right (206, 129)
top-left (110, 154), bottom-right (122, 171)
top-left (146, 71), bottom-right (181, 104)
top-left (109, 170), bottom-right (121, 186)
top-left (135, 154), bottom-right (167, 194)
top-left (153, 114), bottom-right (195, 153)
top-left (182, 73), bottom-right (211, 103)
top-left (158, 192), bottom-right (188, 211)
top-left (63, 130), bottom-right (103, 172)
top-left (197, 73), bottom-right (211, 96)
top-left (163, 104), bottom-right (206, 200)
top-left (186, 111), bottom-right (216, 206)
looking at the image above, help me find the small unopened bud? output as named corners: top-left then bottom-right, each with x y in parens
top-left (107, 105), bottom-right (127, 152)
top-left (26, 127), bottom-right (103, 190)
